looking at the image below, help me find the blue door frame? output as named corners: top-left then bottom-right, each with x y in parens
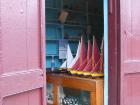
top-left (104, 0), bottom-right (108, 105)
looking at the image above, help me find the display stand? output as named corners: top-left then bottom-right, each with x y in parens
top-left (46, 73), bottom-right (104, 105)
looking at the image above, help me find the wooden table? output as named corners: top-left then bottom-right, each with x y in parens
top-left (46, 73), bottom-right (104, 105)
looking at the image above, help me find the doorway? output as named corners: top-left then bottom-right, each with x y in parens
top-left (45, 0), bottom-right (108, 105)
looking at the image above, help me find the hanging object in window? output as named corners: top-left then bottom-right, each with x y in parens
top-left (58, 10), bottom-right (69, 23)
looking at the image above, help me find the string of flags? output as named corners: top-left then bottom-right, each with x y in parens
top-left (60, 36), bottom-right (104, 77)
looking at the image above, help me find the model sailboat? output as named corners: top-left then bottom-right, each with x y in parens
top-left (76, 40), bottom-right (92, 75)
top-left (90, 38), bottom-right (104, 77)
top-left (81, 36), bottom-right (100, 76)
top-left (68, 41), bottom-right (81, 69)
top-left (70, 37), bottom-right (87, 74)
top-left (82, 39), bottom-right (94, 76)
top-left (60, 44), bottom-right (74, 69)
top-left (60, 36), bottom-right (104, 77)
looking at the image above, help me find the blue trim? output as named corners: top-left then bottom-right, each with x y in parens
top-left (104, 0), bottom-right (108, 105)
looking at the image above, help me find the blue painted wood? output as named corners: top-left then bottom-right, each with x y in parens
top-left (46, 26), bottom-right (62, 39)
top-left (45, 0), bottom-right (104, 69)
top-left (46, 42), bottom-right (59, 55)
top-left (104, 0), bottom-right (108, 105)
top-left (46, 56), bottom-right (62, 69)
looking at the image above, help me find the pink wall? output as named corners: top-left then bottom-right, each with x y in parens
top-left (120, 0), bottom-right (140, 105)
top-left (0, 0), bottom-right (46, 105)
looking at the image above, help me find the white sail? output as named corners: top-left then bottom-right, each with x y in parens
top-left (68, 41), bottom-right (81, 68)
top-left (60, 44), bottom-right (74, 68)
top-left (60, 60), bottom-right (67, 68)
top-left (66, 44), bottom-right (74, 66)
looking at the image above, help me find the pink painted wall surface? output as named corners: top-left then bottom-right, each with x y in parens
top-left (120, 0), bottom-right (140, 105)
top-left (0, 0), bottom-right (46, 105)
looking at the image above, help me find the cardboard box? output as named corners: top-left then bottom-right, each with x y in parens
top-left (58, 10), bottom-right (69, 23)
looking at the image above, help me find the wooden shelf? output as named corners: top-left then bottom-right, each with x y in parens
top-left (45, 0), bottom-right (104, 69)
top-left (64, 24), bottom-right (85, 28)
top-left (46, 55), bottom-right (59, 57)
top-left (46, 22), bottom-right (85, 28)
top-left (46, 40), bottom-right (79, 43)
top-left (46, 7), bottom-right (59, 10)
top-left (46, 39), bottom-right (60, 41)
top-left (46, 23), bottom-right (61, 26)
top-left (67, 39), bottom-right (79, 42)
top-left (46, 39), bottom-right (80, 42)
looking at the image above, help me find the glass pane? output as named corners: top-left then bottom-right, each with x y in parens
top-left (59, 86), bottom-right (90, 105)
top-left (47, 84), bottom-right (54, 105)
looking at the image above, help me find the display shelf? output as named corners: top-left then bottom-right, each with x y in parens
top-left (67, 39), bottom-right (80, 42)
top-left (64, 24), bottom-right (85, 28)
top-left (46, 57), bottom-right (63, 69)
top-left (46, 23), bottom-right (85, 28)
top-left (46, 55), bottom-right (59, 57)
top-left (46, 73), bottom-right (104, 105)
top-left (45, 0), bottom-right (103, 69)
top-left (46, 7), bottom-right (60, 10)
top-left (64, 20), bottom-right (85, 24)
top-left (46, 37), bottom-right (80, 42)
top-left (46, 39), bottom-right (60, 41)
top-left (46, 22), bottom-right (61, 26)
